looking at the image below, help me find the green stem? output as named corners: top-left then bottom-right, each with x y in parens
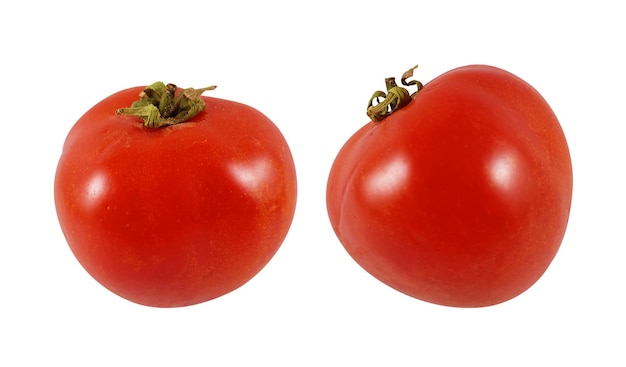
top-left (115, 82), bottom-right (216, 128)
top-left (366, 65), bottom-right (423, 122)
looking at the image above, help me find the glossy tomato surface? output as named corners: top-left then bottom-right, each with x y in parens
top-left (326, 65), bottom-right (572, 307)
top-left (55, 87), bottom-right (297, 307)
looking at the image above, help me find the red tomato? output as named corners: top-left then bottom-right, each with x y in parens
top-left (55, 83), bottom-right (297, 307)
top-left (326, 65), bottom-right (572, 307)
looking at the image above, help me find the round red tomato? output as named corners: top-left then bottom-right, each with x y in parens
top-left (55, 83), bottom-right (297, 307)
top-left (326, 65), bottom-right (572, 307)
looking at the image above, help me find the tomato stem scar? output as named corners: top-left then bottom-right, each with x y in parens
top-left (367, 65), bottom-right (423, 122)
top-left (115, 82), bottom-right (216, 128)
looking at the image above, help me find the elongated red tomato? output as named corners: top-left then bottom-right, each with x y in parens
top-left (326, 65), bottom-right (572, 307)
top-left (55, 84), bottom-right (297, 307)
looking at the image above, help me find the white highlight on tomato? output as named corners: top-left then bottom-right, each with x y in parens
top-left (84, 171), bottom-right (108, 208)
top-left (365, 156), bottom-right (410, 198)
top-left (487, 150), bottom-right (518, 192)
top-left (229, 158), bottom-right (273, 195)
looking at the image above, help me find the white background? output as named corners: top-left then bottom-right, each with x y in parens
top-left (1, 1), bottom-right (624, 365)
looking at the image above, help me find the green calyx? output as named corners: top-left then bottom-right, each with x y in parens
top-left (366, 65), bottom-right (423, 122)
top-left (116, 82), bottom-right (216, 128)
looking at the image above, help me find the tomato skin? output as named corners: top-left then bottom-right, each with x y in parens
top-left (55, 87), bottom-right (297, 307)
top-left (326, 65), bottom-right (572, 307)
